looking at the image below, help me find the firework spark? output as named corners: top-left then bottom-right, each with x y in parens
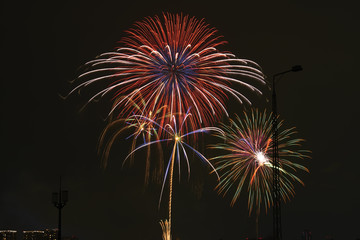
top-left (125, 110), bottom-right (223, 236)
top-left (210, 110), bottom-right (309, 214)
top-left (159, 219), bottom-right (171, 240)
top-left (99, 96), bottom-right (166, 184)
top-left (70, 13), bottom-right (265, 131)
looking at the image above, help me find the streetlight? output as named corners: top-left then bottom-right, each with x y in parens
top-left (272, 65), bottom-right (302, 240)
top-left (52, 177), bottom-right (68, 240)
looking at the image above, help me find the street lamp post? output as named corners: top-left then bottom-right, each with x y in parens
top-left (272, 65), bottom-right (302, 240)
top-left (52, 177), bottom-right (68, 240)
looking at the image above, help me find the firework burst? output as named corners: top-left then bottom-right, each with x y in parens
top-left (210, 110), bottom-right (309, 214)
top-left (69, 13), bottom-right (265, 131)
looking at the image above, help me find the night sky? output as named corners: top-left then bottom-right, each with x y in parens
top-left (1, 0), bottom-right (359, 239)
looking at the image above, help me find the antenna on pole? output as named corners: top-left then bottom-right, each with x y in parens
top-left (52, 176), bottom-right (68, 240)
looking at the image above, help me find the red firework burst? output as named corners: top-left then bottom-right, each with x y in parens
top-left (71, 13), bottom-right (265, 131)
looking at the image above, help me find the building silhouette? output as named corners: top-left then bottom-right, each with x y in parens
top-left (23, 231), bottom-right (43, 240)
top-left (23, 229), bottom-right (59, 240)
top-left (61, 237), bottom-right (78, 240)
top-left (0, 230), bottom-right (17, 240)
top-left (302, 229), bottom-right (312, 240)
top-left (0, 230), bottom-right (76, 240)
top-left (44, 229), bottom-right (57, 240)
top-left (23, 231), bottom-right (45, 240)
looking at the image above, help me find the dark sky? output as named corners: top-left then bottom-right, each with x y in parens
top-left (1, 0), bottom-right (359, 240)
